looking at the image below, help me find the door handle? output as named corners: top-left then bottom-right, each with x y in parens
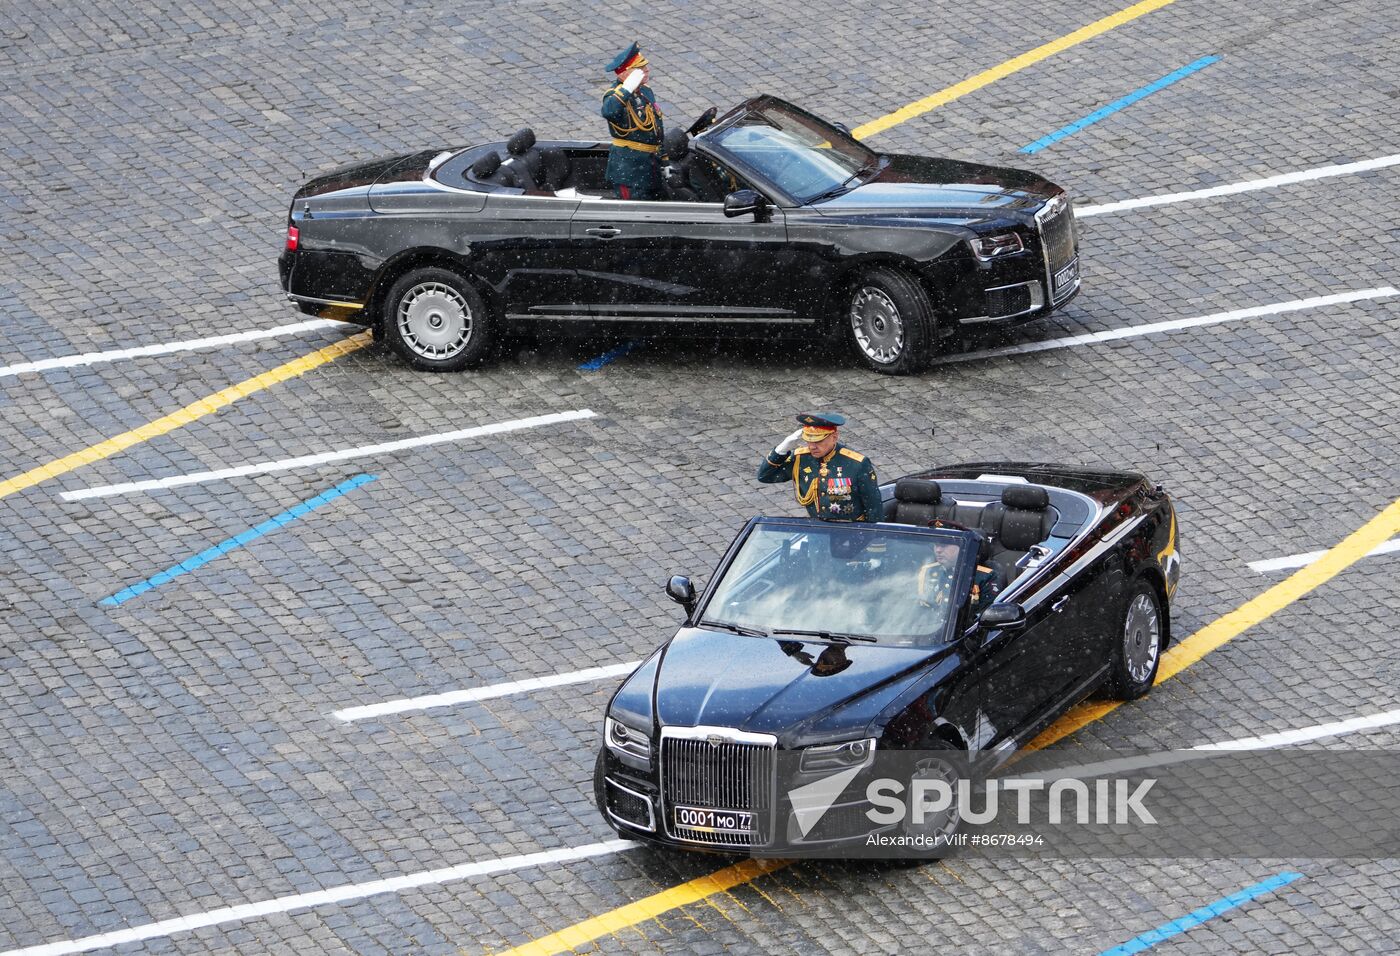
top-left (585, 227), bottom-right (621, 238)
top-left (1051, 595), bottom-right (1070, 613)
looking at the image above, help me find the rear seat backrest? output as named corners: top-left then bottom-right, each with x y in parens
top-left (506, 128), bottom-right (544, 188)
top-left (997, 486), bottom-right (1054, 550)
top-left (892, 479), bottom-right (941, 526)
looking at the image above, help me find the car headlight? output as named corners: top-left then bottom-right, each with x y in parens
top-left (800, 738), bottom-right (876, 773)
top-left (605, 716), bottom-right (652, 769)
top-left (969, 233), bottom-right (1025, 260)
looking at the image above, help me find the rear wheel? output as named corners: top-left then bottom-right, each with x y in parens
top-left (382, 267), bottom-right (492, 371)
top-left (847, 267), bottom-right (937, 375)
top-left (1107, 580), bottom-right (1164, 700)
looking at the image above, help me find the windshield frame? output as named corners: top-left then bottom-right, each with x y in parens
top-left (697, 96), bottom-right (880, 208)
top-left (692, 517), bottom-right (979, 648)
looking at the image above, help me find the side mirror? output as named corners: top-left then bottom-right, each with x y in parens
top-left (666, 574), bottom-right (697, 615)
top-left (978, 603), bottom-right (1026, 631)
top-left (832, 122), bottom-right (853, 135)
top-left (723, 189), bottom-right (766, 219)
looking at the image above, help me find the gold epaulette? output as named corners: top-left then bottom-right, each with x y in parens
top-left (838, 448), bottom-right (865, 462)
top-left (977, 565), bottom-right (992, 574)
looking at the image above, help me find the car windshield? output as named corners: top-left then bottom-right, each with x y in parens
top-left (699, 523), bottom-right (973, 646)
top-left (709, 102), bottom-right (877, 204)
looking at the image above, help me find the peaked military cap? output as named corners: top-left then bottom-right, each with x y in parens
top-left (607, 41), bottom-right (647, 75)
top-left (795, 411), bottom-right (846, 429)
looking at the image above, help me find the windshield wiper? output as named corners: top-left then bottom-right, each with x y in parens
top-left (769, 628), bottom-right (877, 644)
top-left (807, 158), bottom-right (881, 203)
top-left (699, 620), bottom-right (769, 638)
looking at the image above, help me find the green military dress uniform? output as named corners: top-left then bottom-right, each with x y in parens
top-left (757, 442), bottom-right (882, 522)
top-left (917, 560), bottom-right (1001, 617)
top-left (602, 42), bottom-right (664, 200)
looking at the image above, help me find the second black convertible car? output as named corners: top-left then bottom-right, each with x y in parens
top-left (279, 96), bottom-right (1080, 375)
top-left (594, 464), bottom-right (1179, 855)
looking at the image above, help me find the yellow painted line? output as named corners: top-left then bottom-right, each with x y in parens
top-left (504, 497), bottom-right (1400, 955)
top-left (850, 0), bottom-right (1178, 140)
top-left (1028, 496), bottom-right (1400, 749)
top-left (490, 858), bottom-right (790, 956)
top-left (0, 332), bottom-right (371, 501)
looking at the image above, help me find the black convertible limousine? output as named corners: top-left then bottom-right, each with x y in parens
top-left (279, 96), bottom-right (1080, 375)
top-left (594, 464), bottom-right (1179, 856)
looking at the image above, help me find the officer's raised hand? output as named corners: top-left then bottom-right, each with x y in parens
top-left (774, 428), bottom-right (805, 455)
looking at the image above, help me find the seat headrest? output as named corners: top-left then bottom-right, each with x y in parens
top-left (661, 129), bottom-right (690, 161)
top-left (895, 478), bottom-right (941, 505)
top-left (507, 128), bottom-right (536, 155)
top-left (469, 152), bottom-right (501, 179)
top-left (1002, 485), bottom-right (1049, 511)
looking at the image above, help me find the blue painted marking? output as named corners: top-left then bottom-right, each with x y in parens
top-left (101, 474), bottom-right (377, 607)
top-left (1021, 55), bottom-right (1220, 154)
top-left (578, 340), bottom-right (639, 371)
top-left (1101, 871), bottom-right (1303, 955)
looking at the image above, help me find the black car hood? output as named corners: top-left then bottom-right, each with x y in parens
top-left (813, 154), bottom-right (1059, 216)
top-left (653, 627), bottom-right (950, 739)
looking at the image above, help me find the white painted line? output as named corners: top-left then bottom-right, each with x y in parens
top-left (59, 409), bottom-right (598, 501)
top-left (1078, 152), bottom-right (1400, 217)
top-left (0, 840), bottom-right (635, 956)
top-left (1194, 708), bottom-right (1400, 751)
top-left (936, 288), bottom-right (1398, 366)
top-left (333, 660), bottom-right (642, 722)
top-left (0, 319), bottom-right (347, 380)
top-left (1248, 537), bottom-right (1400, 574)
top-left (1021, 708), bottom-right (1400, 783)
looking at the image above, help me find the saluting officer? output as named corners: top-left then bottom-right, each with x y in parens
top-left (757, 412), bottom-right (882, 522)
top-left (601, 41), bottom-right (664, 200)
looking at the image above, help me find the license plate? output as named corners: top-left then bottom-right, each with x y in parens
top-left (673, 804), bottom-right (753, 834)
top-left (1053, 257), bottom-right (1080, 293)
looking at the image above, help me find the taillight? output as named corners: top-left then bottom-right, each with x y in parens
top-left (285, 224), bottom-right (299, 251)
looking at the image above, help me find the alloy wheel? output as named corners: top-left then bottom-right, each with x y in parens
top-left (1123, 592), bottom-right (1161, 684)
top-left (396, 282), bottom-right (473, 359)
top-left (850, 287), bottom-right (905, 364)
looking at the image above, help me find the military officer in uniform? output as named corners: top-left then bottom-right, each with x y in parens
top-left (757, 412), bottom-right (882, 522)
top-left (917, 521), bottom-right (1001, 617)
top-left (602, 41), bottom-right (664, 200)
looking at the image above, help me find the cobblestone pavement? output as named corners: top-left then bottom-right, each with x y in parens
top-left (2, 0), bottom-right (1398, 952)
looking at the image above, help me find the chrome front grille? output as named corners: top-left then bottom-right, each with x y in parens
top-left (660, 729), bottom-right (776, 847)
top-left (1036, 194), bottom-right (1079, 304)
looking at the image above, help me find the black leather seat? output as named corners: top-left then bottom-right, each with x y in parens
top-left (504, 128), bottom-right (543, 188)
top-left (660, 130), bottom-right (700, 201)
top-left (540, 146), bottom-right (572, 190)
top-left (981, 486), bottom-right (1055, 583)
top-left (892, 479), bottom-right (942, 526)
top-left (470, 151), bottom-right (525, 189)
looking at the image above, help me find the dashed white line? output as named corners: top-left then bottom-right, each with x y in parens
top-left (1078, 152), bottom-right (1400, 217)
top-left (0, 840), bottom-right (635, 956)
top-left (59, 409), bottom-right (598, 501)
top-left (0, 319), bottom-right (347, 380)
top-left (1248, 537), bottom-right (1400, 573)
top-left (936, 288), bottom-right (1398, 365)
top-left (332, 660), bottom-right (642, 722)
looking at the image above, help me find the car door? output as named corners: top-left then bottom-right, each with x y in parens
top-left (466, 193), bottom-right (590, 318)
top-left (568, 193), bottom-right (813, 325)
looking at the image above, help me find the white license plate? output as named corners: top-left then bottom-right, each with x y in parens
top-left (1053, 257), bottom-right (1080, 293)
top-left (674, 804), bottom-right (753, 834)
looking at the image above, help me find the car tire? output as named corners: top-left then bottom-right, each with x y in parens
top-left (897, 740), bottom-right (965, 860)
top-left (846, 267), bottom-right (937, 375)
top-left (382, 267), bottom-right (492, 372)
top-left (1107, 579), bottom-right (1164, 700)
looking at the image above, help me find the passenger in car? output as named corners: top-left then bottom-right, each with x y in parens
top-left (601, 41), bottom-right (664, 200)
